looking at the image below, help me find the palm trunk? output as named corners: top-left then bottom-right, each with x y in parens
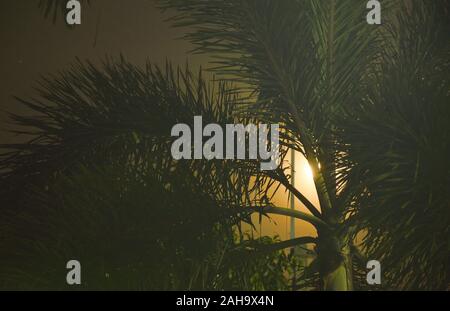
top-left (323, 253), bottom-right (353, 291)
top-left (317, 234), bottom-right (353, 291)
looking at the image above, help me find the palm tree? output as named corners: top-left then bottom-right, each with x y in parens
top-left (159, 0), bottom-right (450, 290)
top-left (0, 61), bottom-right (293, 290)
top-left (336, 2), bottom-right (450, 289)
top-left (1, 0), bottom-right (448, 290)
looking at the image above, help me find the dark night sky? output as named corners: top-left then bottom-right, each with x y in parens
top-left (0, 0), bottom-right (209, 144)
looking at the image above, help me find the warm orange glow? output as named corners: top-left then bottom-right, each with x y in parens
top-left (303, 160), bottom-right (314, 180)
top-left (244, 149), bottom-right (321, 240)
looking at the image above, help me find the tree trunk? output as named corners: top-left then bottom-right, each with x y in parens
top-left (318, 235), bottom-right (353, 291)
top-left (323, 252), bottom-right (353, 291)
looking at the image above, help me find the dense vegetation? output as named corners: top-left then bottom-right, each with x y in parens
top-left (0, 0), bottom-right (448, 290)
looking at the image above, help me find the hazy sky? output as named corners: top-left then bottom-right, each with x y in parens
top-left (0, 0), bottom-right (209, 143)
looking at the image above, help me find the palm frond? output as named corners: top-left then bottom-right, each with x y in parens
top-left (0, 58), bottom-right (291, 290)
top-left (338, 0), bottom-right (450, 290)
top-left (159, 0), bottom-right (390, 213)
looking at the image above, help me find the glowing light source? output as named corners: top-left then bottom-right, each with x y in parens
top-left (304, 161), bottom-right (314, 180)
